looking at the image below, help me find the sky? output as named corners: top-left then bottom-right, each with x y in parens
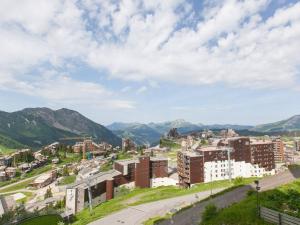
top-left (0, 0), bottom-right (300, 126)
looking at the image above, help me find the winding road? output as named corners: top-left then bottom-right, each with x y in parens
top-left (89, 168), bottom-right (300, 225)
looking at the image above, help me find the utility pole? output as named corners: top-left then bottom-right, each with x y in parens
top-left (87, 181), bottom-right (93, 214)
top-left (227, 147), bottom-right (233, 183)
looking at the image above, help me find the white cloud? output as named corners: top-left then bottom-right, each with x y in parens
top-left (0, 0), bottom-right (300, 97)
top-left (136, 86), bottom-right (147, 94)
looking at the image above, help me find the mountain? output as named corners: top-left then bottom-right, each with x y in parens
top-left (107, 119), bottom-right (256, 145)
top-left (0, 108), bottom-right (121, 148)
top-left (148, 119), bottom-right (202, 134)
top-left (252, 115), bottom-right (300, 132)
top-left (202, 124), bottom-right (253, 130)
top-left (111, 123), bottom-right (162, 146)
top-left (107, 122), bottom-right (142, 131)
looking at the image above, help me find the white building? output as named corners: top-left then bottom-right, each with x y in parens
top-left (203, 159), bottom-right (275, 183)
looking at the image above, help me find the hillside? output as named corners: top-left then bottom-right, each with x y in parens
top-left (0, 108), bottom-right (121, 148)
top-left (252, 115), bottom-right (300, 132)
top-left (109, 123), bottom-right (162, 146)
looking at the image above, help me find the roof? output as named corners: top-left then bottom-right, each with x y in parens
top-left (150, 156), bottom-right (168, 161)
top-left (33, 173), bottom-right (52, 184)
top-left (199, 146), bottom-right (231, 152)
top-left (180, 151), bottom-right (202, 157)
top-left (114, 158), bottom-right (139, 166)
top-left (250, 140), bottom-right (272, 145)
top-left (67, 169), bottom-right (121, 189)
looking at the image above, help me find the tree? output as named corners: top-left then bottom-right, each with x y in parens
top-left (202, 204), bottom-right (218, 222)
top-left (44, 187), bottom-right (53, 199)
top-left (62, 166), bottom-right (69, 177)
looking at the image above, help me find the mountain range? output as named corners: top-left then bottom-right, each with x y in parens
top-left (108, 115), bottom-right (300, 146)
top-left (0, 108), bottom-right (121, 149)
top-left (107, 119), bottom-right (253, 146)
top-left (1, 107), bottom-right (300, 150)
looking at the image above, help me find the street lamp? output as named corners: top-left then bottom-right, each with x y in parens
top-left (254, 180), bottom-right (260, 216)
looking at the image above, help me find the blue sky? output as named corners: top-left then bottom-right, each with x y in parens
top-left (0, 0), bottom-right (300, 125)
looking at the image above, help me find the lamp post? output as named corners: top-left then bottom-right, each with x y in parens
top-left (254, 180), bottom-right (260, 217)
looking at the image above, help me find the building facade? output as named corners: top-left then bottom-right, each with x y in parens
top-left (178, 137), bottom-right (276, 186)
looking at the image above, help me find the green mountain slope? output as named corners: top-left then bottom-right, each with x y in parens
top-left (252, 115), bottom-right (300, 132)
top-left (0, 108), bottom-right (121, 148)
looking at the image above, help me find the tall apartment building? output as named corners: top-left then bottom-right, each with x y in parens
top-left (272, 138), bottom-right (285, 162)
top-left (250, 140), bottom-right (275, 171)
top-left (178, 137), bottom-right (276, 186)
top-left (177, 151), bottom-right (204, 187)
top-left (295, 140), bottom-right (300, 152)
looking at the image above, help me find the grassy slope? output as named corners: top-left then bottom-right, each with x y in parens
top-left (19, 215), bottom-right (62, 225)
top-left (201, 178), bottom-right (300, 225)
top-left (59, 175), bottom-right (76, 185)
top-left (72, 178), bottom-right (256, 225)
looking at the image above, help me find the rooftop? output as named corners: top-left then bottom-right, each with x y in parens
top-left (67, 169), bottom-right (121, 189)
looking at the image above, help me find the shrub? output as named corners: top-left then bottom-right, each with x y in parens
top-left (233, 176), bottom-right (244, 185)
top-left (202, 204), bottom-right (218, 222)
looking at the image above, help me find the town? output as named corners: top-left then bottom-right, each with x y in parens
top-left (1, 127), bottom-right (300, 225)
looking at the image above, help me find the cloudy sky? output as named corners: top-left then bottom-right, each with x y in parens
top-left (0, 0), bottom-right (300, 125)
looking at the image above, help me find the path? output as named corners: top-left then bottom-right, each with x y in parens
top-left (88, 188), bottom-right (225, 225)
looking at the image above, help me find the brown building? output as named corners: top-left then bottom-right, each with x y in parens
top-left (65, 170), bottom-right (121, 214)
top-left (114, 156), bottom-right (168, 188)
top-left (272, 138), bottom-right (285, 162)
top-left (218, 137), bottom-right (251, 163)
top-left (250, 140), bottom-right (275, 171)
top-left (66, 156), bottom-right (168, 214)
top-left (177, 151), bottom-right (204, 187)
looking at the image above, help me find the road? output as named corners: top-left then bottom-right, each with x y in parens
top-left (158, 168), bottom-right (300, 225)
top-left (0, 175), bottom-right (38, 192)
top-left (88, 188), bottom-right (225, 225)
top-left (89, 168), bottom-right (300, 225)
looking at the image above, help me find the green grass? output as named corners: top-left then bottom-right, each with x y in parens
top-left (201, 178), bottom-right (300, 225)
top-left (59, 175), bottom-right (76, 185)
top-left (130, 177), bottom-right (257, 206)
top-left (200, 194), bottom-right (272, 225)
top-left (117, 151), bottom-right (133, 160)
top-left (0, 144), bottom-right (15, 154)
top-left (23, 164), bottom-right (53, 178)
top-left (143, 214), bottom-right (172, 225)
top-left (19, 215), bottom-right (63, 225)
top-left (159, 138), bottom-right (181, 149)
top-left (71, 178), bottom-right (256, 225)
top-left (0, 178), bottom-right (35, 193)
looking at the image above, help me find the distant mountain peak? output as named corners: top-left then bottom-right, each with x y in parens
top-left (0, 107), bottom-right (121, 148)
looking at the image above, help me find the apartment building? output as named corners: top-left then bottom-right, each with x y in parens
top-left (177, 151), bottom-right (204, 187)
top-left (114, 156), bottom-right (168, 188)
top-left (250, 140), bottom-right (275, 171)
top-left (272, 138), bottom-right (285, 163)
top-left (65, 170), bottom-right (121, 214)
top-left (295, 140), bottom-right (300, 152)
top-left (66, 155), bottom-right (168, 214)
top-left (178, 137), bottom-right (276, 186)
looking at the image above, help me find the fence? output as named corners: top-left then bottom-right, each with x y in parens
top-left (260, 206), bottom-right (300, 225)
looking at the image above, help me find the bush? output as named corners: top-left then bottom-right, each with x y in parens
top-left (202, 204), bottom-right (218, 222)
top-left (233, 176), bottom-right (244, 185)
top-left (247, 189), bottom-right (256, 196)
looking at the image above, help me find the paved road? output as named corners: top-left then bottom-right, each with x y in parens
top-left (158, 168), bottom-right (300, 225)
top-left (88, 188), bottom-right (225, 225)
top-left (89, 168), bottom-right (300, 225)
